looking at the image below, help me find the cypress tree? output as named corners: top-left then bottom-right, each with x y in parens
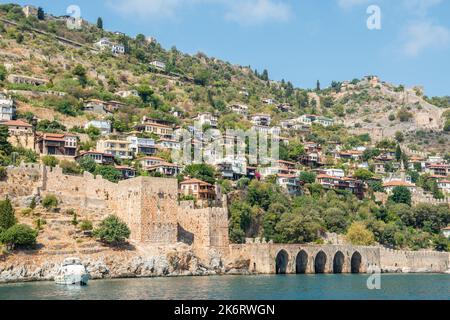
top-left (97, 17), bottom-right (103, 30)
top-left (0, 198), bottom-right (16, 230)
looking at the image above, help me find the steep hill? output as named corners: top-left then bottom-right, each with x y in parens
top-left (0, 3), bottom-right (449, 153)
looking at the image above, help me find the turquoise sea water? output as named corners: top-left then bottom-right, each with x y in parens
top-left (0, 274), bottom-right (449, 300)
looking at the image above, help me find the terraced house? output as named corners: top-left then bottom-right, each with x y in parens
top-left (96, 139), bottom-right (132, 160)
top-left (36, 133), bottom-right (78, 157)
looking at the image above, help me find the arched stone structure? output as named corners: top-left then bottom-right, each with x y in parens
top-left (351, 251), bottom-right (362, 273)
top-left (230, 243), bottom-right (380, 275)
top-left (333, 251), bottom-right (345, 273)
top-left (314, 251), bottom-right (327, 274)
top-left (275, 250), bottom-right (289, 274)
top-left (296, 250), bottom-right (308, 274)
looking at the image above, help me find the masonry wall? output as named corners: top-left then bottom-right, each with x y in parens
top-left (379, 248), bottom-right (449, 273)
top-left (0, 164), bottom-right (42, 199)
top-left (139, 178), bottom-right (178, 244)
top-left (177, 201), bottom-right (229, 258)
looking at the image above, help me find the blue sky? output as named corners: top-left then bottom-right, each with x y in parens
top-left (3, 0), bottom-right (450, 96)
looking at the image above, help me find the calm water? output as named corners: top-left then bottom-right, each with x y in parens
top-left (0, 274), bottom-right (449, 300)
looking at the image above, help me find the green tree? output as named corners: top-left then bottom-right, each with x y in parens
top-left (41, 155), bottom-right (59, 167)
top-left (444, 119), bottom-right (450, 132)
top-left (0, 198), bottom-right (16, 230)
top-left (345, 222), bottom-right (375, 245)
top-left (299, 171), bottom-right (316, 184)
top-left (37, 7), bottom-right (45, 20)
top-left (72, 64), bottom-right (87, 87)
top-left (42, 195), bottom-right (58, 210)
top-left (94, 166), bottom-right (122, 183)
top-left (182, 164), bottom-right (216, 184)
top-left (78, 156), bottom-right (97, 173)
top-left (395, 131), bottom-right (405, 143)
top-left (395, 145), bottom-right (402, 162)
top-left (0, 224), bottom-right (37, 250)
top-left (389, 186), bottom-right (412, 206)
top-left (137, 85), bottom-right (154, 103)
top-left (0, 125), bottom-right (12, 157)
top-left (96, 17), bottom-right (103, 29)
top-left (353, 168), bottom-right (374, 181)
top-left (275, 210), bottom-right (322, 244)
top-left (93, 215), bottom-right (130, 245)
top-left (0, 64), bottom-right (7, 81)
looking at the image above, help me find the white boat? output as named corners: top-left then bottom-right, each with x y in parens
top-left (55, 257), bottom-right (90, 286)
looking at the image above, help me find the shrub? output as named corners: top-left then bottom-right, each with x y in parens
top-left (41, 155), bottom-right (59, 167)
top-left (345, 222), bottom-right (375, 246)
top-left (0, 166), bottom-right (6, 180)
top-left (0, 224), bottom-right (38, 250)
top-left (21, 208), bottom-right (33, 216)
top-left (80, 220), bottom-right (93, 231)
top-left (60, 160), bottom-right (81, 175)
top-left (71, 213), bottom-right (78, 226)
top-left (34, 218), bottom-right (46, 231)
top-left (93, 215), bottom-right (130, 245)
top-left (29, 197), bottom-right (36, 209)
top-left (42, 195), bottom-right (58, 210)
top-left (78, 156), bottom-right (97, 173)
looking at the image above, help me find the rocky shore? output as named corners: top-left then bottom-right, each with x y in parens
top-left (0, 245), bottom-right (250, 284)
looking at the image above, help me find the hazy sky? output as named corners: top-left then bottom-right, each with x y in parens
top-left (3, 0), bottom-right (450, 96)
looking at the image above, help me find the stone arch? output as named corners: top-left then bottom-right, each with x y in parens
top-left (275, 250), bottom-right (289, 274)
top-left (333, 251), bottom-right (345, 273)
top-left (351, 251), bottom-right (362, 273)
top-left (314, 251), bottom-right (327, 274)
top-left (296, 250), bottom-right (308, 274)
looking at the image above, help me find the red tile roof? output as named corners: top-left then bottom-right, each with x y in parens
top-left (1, 119), bottom-right (32, 127)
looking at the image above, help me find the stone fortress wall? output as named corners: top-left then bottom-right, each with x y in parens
top-left (1, 163), bottom-right (449, 273)
top-left (1, 163), bottom-right (228, 260)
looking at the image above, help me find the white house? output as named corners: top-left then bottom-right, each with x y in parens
top-left (251, 114), bottom-right (271, 126)
top-left (94, 38), bottom-right (125, 55)
top-left (158, 138), bottom-right (181, 150)
top-left (276, 174), bottom-right (301, 196)
top-left (193, 112), bottom-right (218, 128)
top-left (230, 104), bottom-right (248, 116)
top-left (0, 94), bottom-right (15, 121)
top-left (150, 60), bottom-right (166, 71)
top-left (322, 168), bottom-right (345, 178)
top-left (84, 120), bottom-right (111, 135)
top-left (298, 114), bottom-right (334, 127)
top-left (437, 179), bottom-right (450, 195)
top-left (127, 136), bottom-right (158, 156)
top-left (94, 38), bottom-right (113, 50)
top-left (383, 180), bottom-right (417, 194)
top-left (111, 44), bottom-right (125, 55)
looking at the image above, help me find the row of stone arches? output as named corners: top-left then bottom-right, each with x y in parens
top-left (276, 250), bottom-right (362, 274)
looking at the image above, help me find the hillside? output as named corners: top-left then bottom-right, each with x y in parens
top-left (0, 3), bottom-right (447, 151)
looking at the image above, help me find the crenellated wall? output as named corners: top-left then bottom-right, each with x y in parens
top-left (379, 248), bottom-right (449, 273)
top-left (1, 163), bottom-right (449, 273)
top-left (177, 201), bottom-right (229, 258)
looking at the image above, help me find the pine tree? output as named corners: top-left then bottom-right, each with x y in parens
top-left (37, 7), bottom-right (45, 20)
top-left (0, 198), bottom-right (16, 230)
top-left (97, 17), bottom-right (103, 30)
top-left (316, 80), bottom-right (321, 91)
top-left (0, 125), bottom-right (12, 156)
top-left (395, 144), bottom-right (402, 162)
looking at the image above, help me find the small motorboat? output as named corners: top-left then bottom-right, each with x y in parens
top-left (55, 257), bottom-right (90, 286)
